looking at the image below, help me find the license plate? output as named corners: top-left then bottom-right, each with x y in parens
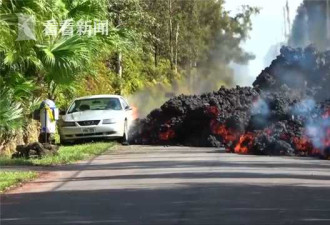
top-left (82, 128), bottom-right (95, 133)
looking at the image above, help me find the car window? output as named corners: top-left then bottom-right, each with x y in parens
top-left (68, 98), bottom-right (122, 113)
top-left (120, 97), bottom-right (129, 109)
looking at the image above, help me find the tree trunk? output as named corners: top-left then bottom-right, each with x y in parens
top-left (116, 51), bottom-right (123, 95)
top-left (327, 0), bottom-right (330, 39)
top-left (114, 11), bottom-right (123, 95)
top-left (48, 81), bottom-right (56, 101)
top-left (168, 0), bottom-right (174, 70)
top-left (175, 23), bottom-right (179, 73)
top-left (154, 44), bottom-right (158, 67)
top-left (187, 59), bottom-right (192, 93)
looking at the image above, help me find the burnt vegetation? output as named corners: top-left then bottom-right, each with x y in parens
top-left (131, 46), bottom-right (330, 159)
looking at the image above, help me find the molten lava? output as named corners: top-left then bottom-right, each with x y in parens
top-left (292, 136), bottom-right (314, 154)
top-left (325, 129), bottom-right (330, 147)
top-left (130, 46), bottom-right (330, 160)
top-left (206, 106), bottom-right (220, 117)
top-left (159, 129), bottom-right (175, 141)
top-left (159, 123), bottom-right (176, 141)
top-left (210, 120), bottom-right (240, 143)
top-left (234, 132), bottom-right (255, 154)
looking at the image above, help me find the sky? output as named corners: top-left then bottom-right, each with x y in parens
top-left (224, 0), bottom-right (304, 86)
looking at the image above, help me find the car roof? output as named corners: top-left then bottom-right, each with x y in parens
top-left (75, 95), bottom-right (123, 101)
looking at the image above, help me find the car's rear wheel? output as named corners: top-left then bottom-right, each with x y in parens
top-left (120, 120), bottom-right (129, 145)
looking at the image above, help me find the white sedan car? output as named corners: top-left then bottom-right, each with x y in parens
top-left (59, 95), bottom-right (133, 144)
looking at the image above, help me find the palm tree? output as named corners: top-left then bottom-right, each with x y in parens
top-left (0, 0), bottom-right (118, 150)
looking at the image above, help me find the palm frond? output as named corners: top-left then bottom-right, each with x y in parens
top-left (0, 88), bottom-right (23, 133)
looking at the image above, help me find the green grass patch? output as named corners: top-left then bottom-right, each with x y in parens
top-left (0, 157), bottom-right (34, 166)
top-left (0, 171), bottom-right (38, 192)
top-left (0, 142), bottom-right (115, 166)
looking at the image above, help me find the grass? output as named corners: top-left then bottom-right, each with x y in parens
top-left (0, 171), bottom-right (38, 192)
top-left (0, 142), bottom-right (115, 166)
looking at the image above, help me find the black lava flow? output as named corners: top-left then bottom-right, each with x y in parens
top-left (130, 46), bottom-right (330, 158)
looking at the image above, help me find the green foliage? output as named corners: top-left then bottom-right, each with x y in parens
top-left (0, 0), bottom-right (119, 147)
top-left (0, 76), bottom-right (37, 148)
top-left (0, 88), bottom-right (23, 136)
top-left (0, 171), bottom-right (38, 192)
top-left (0, 0), bottom-right (258, 152)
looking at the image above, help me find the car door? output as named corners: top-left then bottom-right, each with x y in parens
top-left (120, 97), bottom-right (133, 127)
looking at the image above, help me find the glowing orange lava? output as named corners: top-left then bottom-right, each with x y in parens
top-left (292, 136), bottom-right (313, 153)
top-left (206, 106), bottom-right (220, 117)
top-left (210, 120), bottom-right (239, 143)
top-left (324, 128), bottom-right (330, 147)
top-left (159, 129), bottom-right (175, 141)
top-left (234, 132), bottom-right (255, 154)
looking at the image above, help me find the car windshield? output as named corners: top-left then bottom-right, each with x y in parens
top-left (68, 98), bottom-right (122, 113)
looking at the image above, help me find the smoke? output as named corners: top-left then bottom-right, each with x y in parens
top-left (231, 62), bottom-right (256, 87)
top-left (251, 98), bottom-right (269, 116)
top-left (127, 1), bottom-right (263, 118)
top-left (128, 65), bottom-right (234, 117)
top-left (289, 0), bottom-right (330, 50)
top-left (306, 117), bottom-right (330, 150)
top-left (130, 0), bottom-right (330, 118)
top-left (289, 98), bottom-right (330, 152)
top-left (291, 98), bottom-right (316, 118)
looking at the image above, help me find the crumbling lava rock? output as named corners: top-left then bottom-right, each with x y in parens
top-left (131, 86), bottom-right (259, 146)
top-left (253, 45), bottom-right (330, 101)
top-left (130, 46), bottom-right (330, 158)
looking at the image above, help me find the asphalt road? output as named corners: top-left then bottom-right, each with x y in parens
top-left (1, 145), bottom-right (330, 225)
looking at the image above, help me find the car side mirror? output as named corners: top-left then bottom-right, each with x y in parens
top-left (125, 106), bottom-right (132, 111)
